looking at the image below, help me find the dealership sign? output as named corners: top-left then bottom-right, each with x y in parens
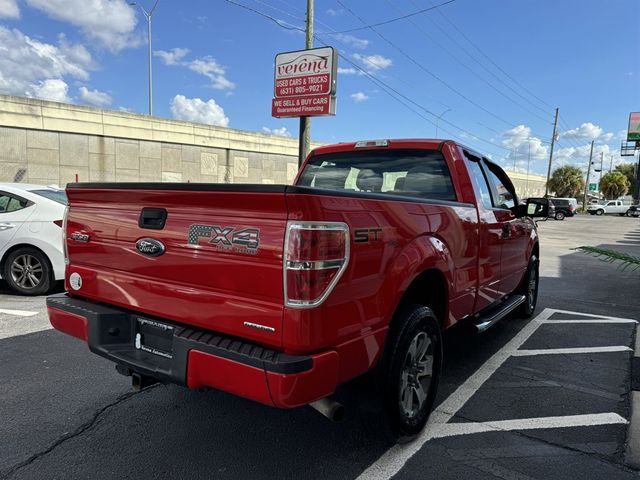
top-left (272, 46), bottom-right (337, 118)
top-left (628, 112), bottom-right (640, 141)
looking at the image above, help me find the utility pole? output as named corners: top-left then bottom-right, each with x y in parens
top-left (599, 151), bottom-right (604, 185)
top-left (131, 0), bottom-right (160, 116)
top-left (526, 141), bottom-right (531, 195)
top-left (582, 140), bottom-right (594, 211)
top-left (544, 107), bottom-right (559, 197)
top-left (298, 0), bottom-right (313, 167)
top-left (609, 154), bottom-right (613, 173)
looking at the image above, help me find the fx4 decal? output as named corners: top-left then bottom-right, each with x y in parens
top-left (188, 224), bottom-right (260, 253)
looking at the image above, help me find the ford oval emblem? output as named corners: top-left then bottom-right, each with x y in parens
top-left (136, 238), bottom-right (165, 257)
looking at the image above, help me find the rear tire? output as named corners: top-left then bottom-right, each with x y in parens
top-left (377, 305), bottom-right (442, 442)
top-left (2, 247), bottom-right (53, 296)
top-left (554, 211), bottom-right (565, 220)
top-left (515, 254), bottom-right (539, 318)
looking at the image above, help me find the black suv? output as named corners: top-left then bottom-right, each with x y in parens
top-left (548, 199), bottom-right (576, 220)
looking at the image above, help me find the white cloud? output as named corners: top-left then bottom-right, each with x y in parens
top-left (0, 0), bottom-right (19, 18)
top-left (350, 91), bottom-right (369, 103)
top-left (333, 33), bottom-right (368, 49)
top-left (27, 79), bottom-right (70, 102)
top-left (338, 67), bottom-right (358, 75)
top-left (0, 27), bottom-right (94, 101)
top-left (188, 57), bottom-right (234, 90)
top-left (155, 48), bottom-right (234, 91)
top-left (353, 53), bottom-right (392, 72)
top-left (154, 48), bottom-right (189, 66)
top-left (326, 8), bottom-right (343, 16)
top-left (25, 0), bottom-right (138, 52)
top-left (500, 125), bottom-right (549, 172)
top-left (262, 126), bottom-right (291, 138)
top-left (170, 94), bottom-right (229, 127)
top-left (560, 122), bottom-right (603, 141)
top-left (79, 86), bottom-right (112, 106)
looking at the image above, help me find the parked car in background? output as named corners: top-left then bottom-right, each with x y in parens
top-left (548, 198), bottom-right (577, 220)
top-left (0, 184), bottom-right (66, 295)
top-left (587, 200), bottom-right (629, 216)
top-left (626, 205), bottom-right (640, 217)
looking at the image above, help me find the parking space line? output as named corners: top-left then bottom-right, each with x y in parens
top-left (356, 308), bottom-right (554, 480)
top-left (356, 308), bottom-right (636, 480)
top-left (543, 319), bottom-right (638, 324)
top-left (0, 308), bottom-right (38, 317)
top-left (431, 413), bottom-right (628, 440)
top-left (549, 309), bottom-right (638, 322)
top-left (513, 346), bottom-right (633, 356)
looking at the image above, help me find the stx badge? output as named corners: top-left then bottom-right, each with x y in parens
top-left (188, 224), bottom-right (260, 254)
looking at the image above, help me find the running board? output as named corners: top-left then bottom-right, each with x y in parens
top-left (473, 295), bottom-right (526, 333)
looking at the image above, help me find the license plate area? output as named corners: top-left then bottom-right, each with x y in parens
top-left (135, 317), bottom-right (174, 359)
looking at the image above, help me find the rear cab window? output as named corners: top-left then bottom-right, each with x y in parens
top-left (297, 148), bottom-right (457, 202)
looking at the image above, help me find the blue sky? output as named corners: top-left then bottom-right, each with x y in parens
top-left (0, 0), bottom-right (637, 175)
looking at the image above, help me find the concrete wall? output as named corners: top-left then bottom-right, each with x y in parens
top-left (508, 171), bottom-right (547, 199)
top-left (0, 95), bottom-right (304, 186)
top-left (0, 94), bottom-right (547, 197)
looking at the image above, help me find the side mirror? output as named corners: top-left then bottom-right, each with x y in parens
top-left (525, 198), bottom-right (549, 218)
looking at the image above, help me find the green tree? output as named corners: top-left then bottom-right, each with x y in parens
top-left (547, 165), bottom-right (585, 198)
top-left (614, 163), bottom-right (637, 196)
top-left (599, 171), bottom-right (629, 199)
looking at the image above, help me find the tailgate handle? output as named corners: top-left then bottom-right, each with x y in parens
top-left (139, 208), bottom-right (167, 230)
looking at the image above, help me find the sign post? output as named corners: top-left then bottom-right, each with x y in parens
top-left (272, 46), bottom-right (337, 165)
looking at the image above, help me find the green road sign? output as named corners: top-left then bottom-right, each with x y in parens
top-left (589, 183), bottom-right (597, 191)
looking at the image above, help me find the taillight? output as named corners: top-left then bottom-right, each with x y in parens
top-left (284, 221), bottom-right (350, 308)
top-left (62, 206), bottom-right (69, 265)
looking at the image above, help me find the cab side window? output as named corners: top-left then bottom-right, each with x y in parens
top-left (0, 194), bottom-right (29, 213)
top-left (485, 166), bottom-right (516, 210)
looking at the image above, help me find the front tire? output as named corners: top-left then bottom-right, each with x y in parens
top-left (379, 305), bottom-right (442, 441)
top-left (555, 211), bottom-right (565, 220)
top-left (2, 247), bottom-right (53, 296)
top-left (596, 209), bottom-right (604, 216)
top-left (515, 254), bottom-right (539, 318)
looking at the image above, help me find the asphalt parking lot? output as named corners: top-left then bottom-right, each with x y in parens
top-left (1, 214), bottom-right (639, 479)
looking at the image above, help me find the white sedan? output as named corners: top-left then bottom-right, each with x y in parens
top-left (0, 183), bottom-right (66, 295)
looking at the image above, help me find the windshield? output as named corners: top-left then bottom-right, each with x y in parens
top-left (297, 149), bottom-right (457, 201)
top-left (31, 189), bottom-right (68, 205)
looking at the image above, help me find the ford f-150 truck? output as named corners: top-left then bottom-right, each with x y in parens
top-left (47, 139), bottom-right (548, 440)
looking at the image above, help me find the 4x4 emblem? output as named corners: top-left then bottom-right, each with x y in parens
top-left (188, 224), bottom-right (260, 253)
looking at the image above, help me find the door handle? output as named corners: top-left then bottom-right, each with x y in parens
top-left (0, 223), bottom-right (15, 231)
top-left (502, 224), bottom-right (510, 239)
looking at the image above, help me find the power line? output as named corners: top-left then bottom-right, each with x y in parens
top-left (382, 0), bottom-right (553, 129)
top-left (432, 4), bottom-right (557, 113)
top-left (334, 0), bottom-right (541, 132)
top-left (323, 0), bottom-right (457, 34)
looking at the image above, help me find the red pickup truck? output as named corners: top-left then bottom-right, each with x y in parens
top-left (47, 139), bottom-right (548, 440)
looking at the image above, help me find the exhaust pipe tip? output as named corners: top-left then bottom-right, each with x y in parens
top-left (309, 398), bottom-right (345, 422)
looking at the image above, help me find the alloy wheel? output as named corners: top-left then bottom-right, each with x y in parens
top-left (399, 331), bottom-right (434, 418)
top-left (10, 254), bottom-right (43, 290)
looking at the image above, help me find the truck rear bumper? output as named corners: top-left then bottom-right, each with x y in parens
top-left (46, 293), bottom-right (339, 408)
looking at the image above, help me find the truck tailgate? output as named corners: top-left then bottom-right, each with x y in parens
top-left (65, 184), bottom-right (288, 348)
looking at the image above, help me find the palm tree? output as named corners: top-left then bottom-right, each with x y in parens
top-left (547, 165), bottom-right (585, 198)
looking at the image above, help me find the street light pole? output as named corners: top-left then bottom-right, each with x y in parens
top-left (131, 0), bottom-right (160, 116)
top-left (435, 108), bottom-right (451, 138)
